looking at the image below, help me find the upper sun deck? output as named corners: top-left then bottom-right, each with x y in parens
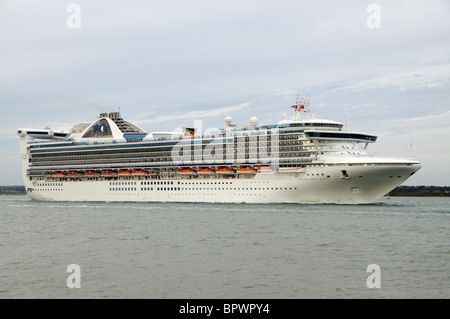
top-left (20, 98), bottom-right (355, 146)
top-left (274, 119), bottom-right (343, 129)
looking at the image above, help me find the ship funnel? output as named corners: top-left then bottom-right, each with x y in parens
top-left (108, 112), bottom-right (122, 120)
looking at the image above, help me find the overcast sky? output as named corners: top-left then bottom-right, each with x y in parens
top-left (1, 0), bottom-right (449, 186)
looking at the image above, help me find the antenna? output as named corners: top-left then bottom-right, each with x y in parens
top-left (296, 96), bottom-right (310, 109)
top-left (292, 96), bottom-right (310, 120)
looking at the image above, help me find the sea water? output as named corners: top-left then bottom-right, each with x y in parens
top-left (0, 195), bottom-right (448, 299)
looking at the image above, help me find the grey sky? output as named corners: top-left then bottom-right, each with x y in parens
top-left (1, 0), bottom-right (449, 185)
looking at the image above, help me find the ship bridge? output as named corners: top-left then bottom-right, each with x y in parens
top-left (304, 130), bottom-right (377, 143)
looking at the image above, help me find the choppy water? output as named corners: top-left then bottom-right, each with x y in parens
top-left (0, 195), bottom-right (448, 299)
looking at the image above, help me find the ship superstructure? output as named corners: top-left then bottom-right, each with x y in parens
top-left (17, 98), bottom-right (421, 203)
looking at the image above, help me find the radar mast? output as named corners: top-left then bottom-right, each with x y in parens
top-left (291, 96), bottom-right (312, 120)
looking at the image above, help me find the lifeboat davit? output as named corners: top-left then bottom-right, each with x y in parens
top-left (101, 170), bottom-right (118, 176)
top-left (178, 169), bottom-right (197, 175)
top-left (216, 168), bottom-right (235, 175)
top-left (53, 172), bottom-right (66, 177)
top-left (67, 171), bottom-right (83, 178)
top-left (197, 169), bottom-right (215, 175)
top-left (132, 170), bottom-right (148, 176)
top-left (237, 167), bottom-right (257, 174)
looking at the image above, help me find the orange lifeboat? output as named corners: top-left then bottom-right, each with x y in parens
top-left (101, 170), bottom-right (118, 176)
top-left (132, 170), bottom-right (148, 176)
top-left (197, 169), bottom-right (215, 175)
top-left (67, 171), bottom-right (83, 178)
top-left (216, 168), bottom-right (235, 175)
top-left (118, 170), bottom-right (132, 176)
top-left (84, 170), bottom-right (100, 176)
top-left (178, 169), bottom-right (197, 175)
top-left (257, 166), bottom-right (272, 171)
top-left (147, 170), bottom-right (157, 175)
top-left (53, 172), bottom-right (66, 177)
top-left (237, 167), bottom-right (257, 174)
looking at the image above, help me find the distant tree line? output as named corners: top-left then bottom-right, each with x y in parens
top-left (0, 186), bottom-right (26, 194)
top-left (386, 185), bottom-right (450, 197)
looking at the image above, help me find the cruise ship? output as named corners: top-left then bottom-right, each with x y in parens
top-left (17, 98), bottom-right (421, 204)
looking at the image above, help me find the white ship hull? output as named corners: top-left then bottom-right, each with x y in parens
top-left (23, 163), bottom-right (420, 204)
top-left (18, 102), bottom-right (422, 204)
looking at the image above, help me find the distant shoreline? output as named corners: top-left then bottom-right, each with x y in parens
top-left (0, 186), bottom-right (26, 195)
top-left (384, 196), bottom-right (450, 199)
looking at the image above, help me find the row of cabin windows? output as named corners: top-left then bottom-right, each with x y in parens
top-left (110, 186), bottom-right (299, 192)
